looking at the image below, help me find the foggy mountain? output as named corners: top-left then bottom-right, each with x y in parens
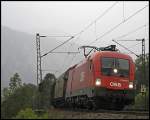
top-left (1, 26), bottom-right (82, 89)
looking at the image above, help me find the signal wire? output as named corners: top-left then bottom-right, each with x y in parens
top-left (112, 39), bottom-right (139, 57)
top-left (89, 4), bottom-right (149, 45)
top-left (41, 36), bottom-right (74, 57)
top-left (123, 1), bottom-right (125, 21)
top-left (115, 23), bottom-right (148, 39)
top-left (41, 2), bottom-right (118, 58)
top-left (73, 1), bottom-right (119, 37)
top-left (58, 43), bottom-right (74, 74)
top-left (128, 41), bottom-right (142, 49)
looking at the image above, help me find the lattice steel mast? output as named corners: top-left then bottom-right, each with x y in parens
top-left (36, 33), bottom-right (42, 85)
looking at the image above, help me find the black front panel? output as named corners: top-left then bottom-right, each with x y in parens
top-left (101, 57), bottom-right (129, 78)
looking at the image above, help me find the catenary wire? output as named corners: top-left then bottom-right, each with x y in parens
top-left (89, 4), bottom-right (149, 45)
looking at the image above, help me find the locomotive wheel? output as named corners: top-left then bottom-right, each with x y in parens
top-left (114, 104), bottom-right (124, 110)
top-left (114, 100), bottom-right (125, 110)
top-left (86, 101), bottom-right (93, 110)
top-left (91, 101), bottom-right (98, 111)
top-left (109, 102), bottom-right (124, 110)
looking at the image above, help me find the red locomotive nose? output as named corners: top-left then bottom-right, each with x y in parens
top-left (53, 46), bottom-right (135, 110)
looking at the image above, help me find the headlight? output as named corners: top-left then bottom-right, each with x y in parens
top-left (113, 68), bottom-right (118, 73)
top-left (129, 82), bottom-right (133, 89)
top-left (95, 78), bottom-right (101, 86)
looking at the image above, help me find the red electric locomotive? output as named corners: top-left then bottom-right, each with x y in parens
top-left (53, 45), bottom-right (135, 110)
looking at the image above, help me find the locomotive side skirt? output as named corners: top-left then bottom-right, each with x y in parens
top-left (66, 87), bottom-right (135, 103)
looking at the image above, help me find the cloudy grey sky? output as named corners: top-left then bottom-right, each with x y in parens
top-left (2, 1), bottom-right (149, 60)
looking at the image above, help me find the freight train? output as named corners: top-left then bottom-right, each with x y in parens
top-left (52, 45), bottom-right (136, 110)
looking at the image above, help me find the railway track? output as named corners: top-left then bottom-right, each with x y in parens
top-left (63, 108), bottom-right (149, 116)
top-left (92, 109), bottom-right (149, 116)
top-left (50, 107), bottom-right (149, 118)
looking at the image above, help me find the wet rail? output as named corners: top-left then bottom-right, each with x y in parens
top-left (62, 108), bottom-right (149, 116)
top-left (49, 107), bottom-right (149, 119)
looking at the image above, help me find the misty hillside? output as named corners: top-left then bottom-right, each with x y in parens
top-left (1, 26), bottom-right (81, 89)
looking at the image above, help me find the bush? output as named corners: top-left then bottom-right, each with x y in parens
top-left (38, 112), bottom-right (49, 119)
top-left (15, 108), bottom-right (38, 119)
top-left (15, 108), bottom-right (50, 119)
top-left (132, 89), bottom-right (149, 110)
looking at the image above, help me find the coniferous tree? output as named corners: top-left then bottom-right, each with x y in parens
top-left (9, 73), bottom-right (22, 94)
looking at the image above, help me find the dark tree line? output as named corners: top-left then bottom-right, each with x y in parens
top-left (1, 72), bottom-right (56, 119)
top-left (37, 73), bottom-right (56, 110)
top-left (135, 53), bottom-right (149, 92)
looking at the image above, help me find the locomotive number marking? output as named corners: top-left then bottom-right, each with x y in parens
top-left (110, 82), bottom-right (121, 87)
top-left (80, 72), bottom-right (85, 82)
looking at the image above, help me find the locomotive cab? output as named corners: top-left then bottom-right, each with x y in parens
top-left (90, 50), bottom-right (135, 109)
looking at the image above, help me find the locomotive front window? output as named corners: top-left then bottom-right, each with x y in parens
top-left (116, 59), bottom-right (129, 70)
top-left (102, 58), bottom-right (114, 68)
top-left (116, 58), bottom-right (129, 77)
top-left (102, 58), bottom-right (114, 76)
top-left (101, 57), bottom-right (129, 77)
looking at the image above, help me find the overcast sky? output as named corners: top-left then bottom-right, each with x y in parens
top-left (2, 1), bottom-right (149, 60)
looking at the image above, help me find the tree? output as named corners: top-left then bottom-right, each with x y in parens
top-left (135, 53), bottom-right (149, 92)
top-left (2, 73), bottom-right (22, 102)
top-left (9, 73), bottom-right (22, 94)
top-left (38, 73), bottom-right (56, 110)
top-left (1, 83), bottom-right (37, 119)
top-left (2, 87), bottom-right (11, 102)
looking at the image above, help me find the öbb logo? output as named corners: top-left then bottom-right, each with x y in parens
top-left (110, 82), bottom-right (121, 87)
